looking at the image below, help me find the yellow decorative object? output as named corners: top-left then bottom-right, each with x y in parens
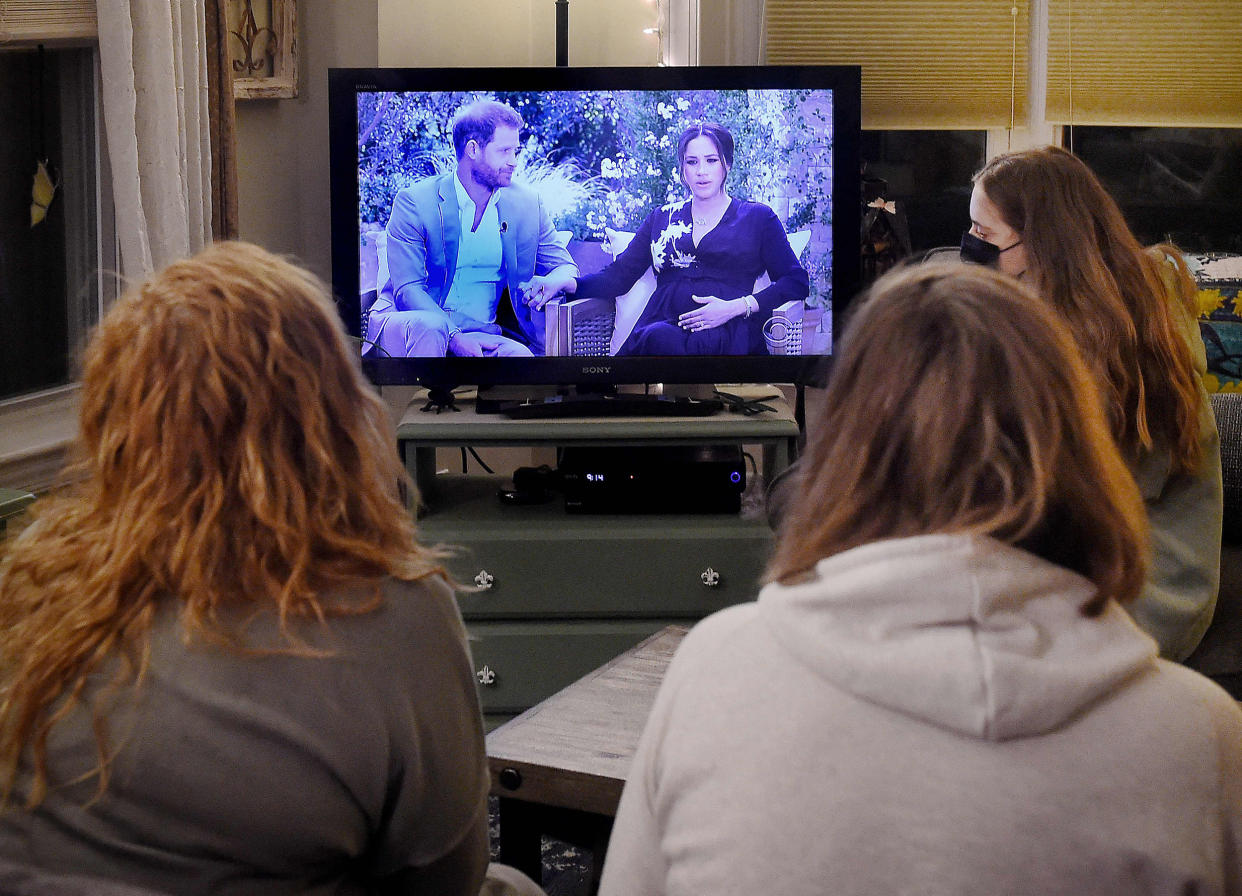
top-left (1198, 287), bottom-right (1226, 318)
top-left (29, 160), bottom-right (57, 227)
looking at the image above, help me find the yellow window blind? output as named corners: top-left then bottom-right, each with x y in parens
top-left (1046, 1), bottom-right (1242, 127)
top-left (0, 0), bottom-right (97, 44)
top-left (763, 0), bottom-right (1029, 130)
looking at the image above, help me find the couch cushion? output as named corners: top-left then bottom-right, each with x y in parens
top-left (1184, 390), bottom-right (1242, 696)
top-left (1193, 253), bottom-right (1242, 393)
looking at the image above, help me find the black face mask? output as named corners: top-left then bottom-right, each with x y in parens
top-left (959, 231), bottom-right (1021, 267)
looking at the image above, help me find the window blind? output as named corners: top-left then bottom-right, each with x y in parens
top-left (0, 0), bottom-right (97, 44)
top-left (1046, 1), bottom-right (1242, 127)
top-left (763, 0), bottom-right (1029, 130)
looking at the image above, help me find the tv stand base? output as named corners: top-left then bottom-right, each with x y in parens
top-left (475, 382), bottom-right (718, 415)
top-left (421, 386), bottom-right (461, 413)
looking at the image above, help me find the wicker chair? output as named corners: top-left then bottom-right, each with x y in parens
top-left (544, 230), bottom-right (812, 357)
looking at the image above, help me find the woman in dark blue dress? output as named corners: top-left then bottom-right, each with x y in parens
top-left (523, 123), bottom-right (810, 356)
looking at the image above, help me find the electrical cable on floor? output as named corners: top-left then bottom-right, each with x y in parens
top-left (466, 446), bottom-right (495, 474)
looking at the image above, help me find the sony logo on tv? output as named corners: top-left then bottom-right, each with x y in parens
top-left (581, 366), bottom-right (611, 374)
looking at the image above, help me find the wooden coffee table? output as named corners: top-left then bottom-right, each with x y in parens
top-left (486, 624), bottom-right (689, 890)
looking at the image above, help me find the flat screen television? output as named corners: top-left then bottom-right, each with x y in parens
top-left (328, 65), bottom-right (861, 405)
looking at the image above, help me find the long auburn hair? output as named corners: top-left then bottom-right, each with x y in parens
top-left (973, 145), bottom-right (1202, 473)
top-left (767, 263), bottom-right (1148, 613)
top-left (0, 241), bottom-right (444, 806)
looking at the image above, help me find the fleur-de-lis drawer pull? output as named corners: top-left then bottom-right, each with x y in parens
top-left (474, 570), bottom-right (495, 590)
top-left (476, 665), bottom-right (497, 686)
top-left (700, 567), bottom-right (721, 587)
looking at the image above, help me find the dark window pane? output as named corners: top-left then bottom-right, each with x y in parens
top-left (859, 130), bottom-right (987, 253)
top-left (1074, 127), bottom-right (1242, 254)
top-left (0, 47), bottom-right (97, 401)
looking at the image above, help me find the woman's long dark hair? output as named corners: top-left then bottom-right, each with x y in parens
top-left (768, 263), bottom-right (1148, 616)
top-left (974, 146), bottom-right (1203, 473)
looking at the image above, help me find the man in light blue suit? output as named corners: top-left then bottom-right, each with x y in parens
top-left (367, 99), bottom-right (577, 357)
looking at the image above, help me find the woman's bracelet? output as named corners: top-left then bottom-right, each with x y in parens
top-left (742, 295), bottom-right (759, 318)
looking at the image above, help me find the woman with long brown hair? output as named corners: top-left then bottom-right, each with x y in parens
top-left (0, 242), bottom-right (490, 894)
top-left (966, 145), bottom-right (1222, 661)
top-left (599, 264), bottom-right (1242, 896)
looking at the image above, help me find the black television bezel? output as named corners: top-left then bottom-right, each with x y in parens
top-left (328, 64), bottom-right (861, 390)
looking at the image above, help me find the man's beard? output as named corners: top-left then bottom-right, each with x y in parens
top-left (472, 165), bottom-right (511, 191)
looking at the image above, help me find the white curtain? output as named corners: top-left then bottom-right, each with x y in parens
top-left (97, 0), bottom-right (212, 279)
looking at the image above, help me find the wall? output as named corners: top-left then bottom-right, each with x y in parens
top-left (234, 0), bottom-right (660, 435)
top-left (234, 0), bottom-right (659, 279)
top-left (231, 0), bottom-right (437, 427)
top-left (235, 0), bottom-right (379, 283)
top-left (378, 0), bottom-right (659, 68)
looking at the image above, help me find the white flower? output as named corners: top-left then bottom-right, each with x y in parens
top-left (649, 218), bottom-right (692, 275)
top-left (668, 248), bottom-right (695, 269)
top-left (657, 102), bottom-right (673, 120)
top-left (646, 165), bottom-right (661, 176)
top-left (600, 158), bottom-right (621, 179)
top-left (676, 98), bottom-right (690, 111)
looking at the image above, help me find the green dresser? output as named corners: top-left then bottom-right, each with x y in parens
top-left (397, 389), bottom-right (799, 728)
top-left (0, 487), bottom-right (36, 533)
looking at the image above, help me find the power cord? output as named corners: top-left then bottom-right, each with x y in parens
top-left (714, 390), bottom-right (781, 416)
top-left (350, 335), bottom-right (392, 358)
top-left (461, 446), bottom-right (496, 475)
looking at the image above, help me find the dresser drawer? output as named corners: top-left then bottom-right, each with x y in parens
top-left (466, 620), bottom-right (674, 714)
top-left (440, 523), bottom-right (770, 618)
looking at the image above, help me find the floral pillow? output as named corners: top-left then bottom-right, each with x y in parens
top-left (1193, 254), bottom-right (1242, 393)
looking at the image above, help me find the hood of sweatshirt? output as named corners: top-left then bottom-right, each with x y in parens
top-left (758, 534), bottom-right (1158, 741)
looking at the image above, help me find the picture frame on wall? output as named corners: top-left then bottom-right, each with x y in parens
top-left (227, 0), bottom-right (298, 99)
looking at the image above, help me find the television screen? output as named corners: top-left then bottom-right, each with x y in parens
top-left (328, 65), bottom-right (861, 393)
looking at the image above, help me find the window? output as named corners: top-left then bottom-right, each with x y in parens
top-left (1073, 127), bottom-right (1242, 254)
top-left (1045, 1), bottom-right (1242, 128)
top-left (763, 0), bottom-right (1029, 130)
top-left (860, 130), bottom-right (987, 253)
top-left (0, 41), bottom-right (115, 492)
top-left (0, 46), bottom-right (111, 401)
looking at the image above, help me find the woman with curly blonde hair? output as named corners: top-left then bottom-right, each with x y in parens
top-left (600, 264), bottom-right (1242, 896)
top-left (0, 242), bottom-right (491, 894)
top-left (967, 146), bottom-right (1222, 661)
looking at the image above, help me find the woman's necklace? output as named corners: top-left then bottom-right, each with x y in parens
top-left (692, 198), bottom-right (729, 226)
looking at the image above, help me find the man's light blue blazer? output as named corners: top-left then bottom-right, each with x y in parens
top-left (377, 171), bottom-right (575, 355)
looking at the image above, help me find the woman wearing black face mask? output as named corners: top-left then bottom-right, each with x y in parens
top-left (966, 146), bottom-right (1221, 665)
top-left (959, 231), bottom-right (1022, 269)
top-left (960, 177), bottom-right (1027, 272)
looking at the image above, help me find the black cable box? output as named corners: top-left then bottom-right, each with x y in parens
top-left (559, 445), bottom-right (745, 514)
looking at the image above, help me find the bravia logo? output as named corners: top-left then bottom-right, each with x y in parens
top-left (582, 366), bottom-right (611, 374)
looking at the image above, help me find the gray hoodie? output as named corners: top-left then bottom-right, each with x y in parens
top-left (600, 534), bottom-right (1242, 895)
